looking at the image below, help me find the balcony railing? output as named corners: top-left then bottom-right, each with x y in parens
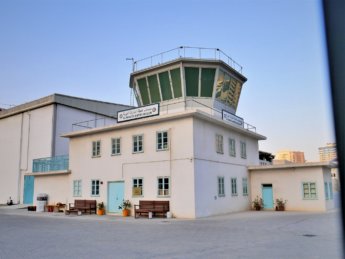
top-left (32, 155), bottom-right (69, 172)
top-left (132, 46), bottom-right (243, 73)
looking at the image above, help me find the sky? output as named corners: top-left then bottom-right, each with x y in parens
top-left (0, 0), bottom-right (334, 161)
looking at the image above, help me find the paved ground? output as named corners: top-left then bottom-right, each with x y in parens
top-left (0, 206), bottom-right (342, 259)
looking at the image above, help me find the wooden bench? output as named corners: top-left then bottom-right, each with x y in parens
top-left (134, 200), bottom-right (169, 218)
top-left (65, 199), bottom-right (97, 215)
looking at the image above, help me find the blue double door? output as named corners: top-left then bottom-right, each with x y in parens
top-left (107, 182), bottom-right (124, 213)
top-left (262, 184), bottom-right (274, 209)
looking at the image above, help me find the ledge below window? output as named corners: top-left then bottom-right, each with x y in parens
top-left (25, 170), bottom-right (71, 177)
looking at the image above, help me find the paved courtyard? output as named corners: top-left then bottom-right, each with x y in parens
top-left (0, 207), bottom-right (342, 259)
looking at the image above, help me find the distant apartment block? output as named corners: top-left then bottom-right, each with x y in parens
top-left (273, 150), bottom-right (305, 164)
top-left (319, 143), bottom-right (337, 162)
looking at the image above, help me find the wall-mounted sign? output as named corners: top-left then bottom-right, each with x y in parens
top-left (222, 110), bottom-right (244, 127)
top-left (117, 103), bottom-right (159, 123)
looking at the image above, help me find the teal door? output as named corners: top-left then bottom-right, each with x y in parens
top-left (262, 184), bottom-right (273, 209)
top-left (23, 176), bottom-right (34, 204)
top-left (108, 182), bottom-right (124, 213)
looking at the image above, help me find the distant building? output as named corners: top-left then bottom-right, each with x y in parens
top-left (273, 150), bottom-right (305, 164)
top-left (0, 94), bottom-right (131, 205)
top-left (319, 143), bottom-right (337, 162)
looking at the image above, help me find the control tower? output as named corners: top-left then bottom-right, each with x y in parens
top-left (129, 46), bottom-right (247, 117)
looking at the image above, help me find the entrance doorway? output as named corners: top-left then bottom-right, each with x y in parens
top-left (107, 181), bottom-right (124, 213)
top-left (23, 176), bottom-right (34, 204)
top-left (262, 184), bottom-right (273, 209)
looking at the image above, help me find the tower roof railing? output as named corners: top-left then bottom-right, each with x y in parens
top-left (132, 46), bottom-right (243, 73)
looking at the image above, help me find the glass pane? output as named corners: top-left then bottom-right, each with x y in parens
top-left (201, 68), bottom-right (215, 97)
top-left (185, 67), bottom-right (199, 96)
top-left (170, 68), bottom-right (182, 98)
top-left (138, 78), bottom-right (150, 105)
top-left (148, 75), bottom-right (161, 103)
top-left (159, 71), bottom-right (173, 100)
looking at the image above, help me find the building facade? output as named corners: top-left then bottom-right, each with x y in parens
top-left (274, 150), bottom-right (306, 164)
top-left (249, 163), bottom-right (335, 211)
top-left (319, 143), bottom-right (337, 162)
top-left (32, 49), bottom-right (266, 218)
top-left (0, 94), bottom-right (131, 204)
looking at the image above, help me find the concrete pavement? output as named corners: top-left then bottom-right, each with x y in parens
top-left (0, 206), bottom-right (342, 258)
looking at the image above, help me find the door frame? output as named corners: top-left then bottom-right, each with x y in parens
top-left (107, 181), bottom-right (125, 214)
top-left (261, 184), bottom-right (274, 209)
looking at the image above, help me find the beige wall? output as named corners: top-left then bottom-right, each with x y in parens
top-left (34, 174), bottom-right (70, 205)
top-left (250, 165), bottom-right (335, 211)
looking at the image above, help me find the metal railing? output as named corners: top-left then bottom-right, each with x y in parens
top-left (159, 98), bottom-right (256, 133)
top-left (72, 117), bottom-right (117, 131)
top-left (32, 155), bottom-right (69, 172)
top-left (133, 46), bottom-right (243, 73)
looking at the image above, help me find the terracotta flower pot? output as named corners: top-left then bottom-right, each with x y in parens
top-left (97, 209), bottom-right (105, 215)
top-left (122, 209), bottom-right (130, 217)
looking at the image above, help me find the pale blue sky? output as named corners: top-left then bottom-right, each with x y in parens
top-left (0, 0), bottom-right (334, 161)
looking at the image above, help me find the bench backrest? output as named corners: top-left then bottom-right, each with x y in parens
top-left (74, 200), bottom-right (86, 208)
top-left (139, 200), bottom-right (155, 210)
top-left (85, 200), bottom-right (96, 209)
top-left (154, 201), bottom-right (169, 211)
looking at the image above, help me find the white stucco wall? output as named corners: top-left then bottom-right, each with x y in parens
top-left (34, 174), bottom-right (70, 205)
top-left (250, 165), bottom-right (334, 211)
top-left (68, 116), bottom-right (196, 218)
top-left (193, 117), bottom-right (259, 217)
top-left (0, 105), bottom-right (54, 204)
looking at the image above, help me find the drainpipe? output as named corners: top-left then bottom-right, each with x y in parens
top-left (17, 113), bottom-right (24, 204)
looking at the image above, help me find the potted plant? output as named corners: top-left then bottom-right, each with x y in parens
top-left (118, 200), bottom-right (131, 217)
top-left (275, 198), bottom-right (287, 211)
top-left (97, 202), bottom-right (105, 215)
top-left (252, 196), bottom-right (263, 211)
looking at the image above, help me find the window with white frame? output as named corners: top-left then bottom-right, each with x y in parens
top-left (242, 178), bottom-right (248, 196)
top-left (157, 131), bottom-right (168, 151)
top-left (133, 135), bottom-right (143, 153)
top-left (91, 180), bottom-right (100, 196)
top-left (240, 141), bottom-right (247, 159)
top-left (216, 134), bottom-right (224, 154)
top-left (324, 182), bottom-right (329, 200)
top-left (329, 182), bottom-right (333, 200)
top-left (92, 140), bottom-right (101, 157)
top-left (229, 138), bottom-right (236, 157)
top-left (158, 177), bottom-right (170, 196)
top-left (218, 177), bottom-right (225, 197)
top-left (231, 178), bottom-right (238, 196)
top-left (302, 182), bottom-right (317, 199)
top-left (133, 178), bottom-right (143, 196)
top-left (73, 180), bottom-right (82, 197)
top-left (111, 138), bottom-right (121, 155)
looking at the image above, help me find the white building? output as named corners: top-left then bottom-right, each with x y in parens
top-left (32, 48), bottom-right (266, 218)
top-left (249, 162), bottom-right (335, 211)
top-left (0, 94), bottom-right (131, 204)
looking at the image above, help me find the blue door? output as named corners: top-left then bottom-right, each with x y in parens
top-left (23, 176), bottom-right (34, 204)
top-left (108, 182), bottom-right (124, 213)
top-left (262, 184), bottom-right (273, 209)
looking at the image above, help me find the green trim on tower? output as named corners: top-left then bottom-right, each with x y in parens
top-left (138, 78), bottom-right (150, 105)
top-left (148, 75), bottom-right (161, 103)
top-left (201, 68), bottom-right (216, 97)
top-left (170, 68), bottom-right (182, 98)
top-left (159, 72), bottom-right (173, 100)
top-left (185, 67), bottom-right (199, 97)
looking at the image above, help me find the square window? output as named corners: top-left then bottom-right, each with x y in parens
top-left (158, 177), bottom-right (170, 196)
top-left (240, 141), bottom-right (247, 159)
top-left (229, 138), bottom-right (236, 157)
top-left (242, 178), bottom-right (248, 196)
top-left (218, 177), bottom-right (225, 197)
top-left (302, 182), bottom-right (317, 199)
top-left (133, 178), bottom-right (143, 196)
top-left (92, 140), bottom-right (101, 157)
top-left (216, 134), bottom-right (224, 154)
top-left (111, 138), bottom-right (121, 155)
top-left (91, 180), bottom-right (100, 196)
top-left (133, 135), bottom-right (143, 153)
top-left (157, 131), bottom-right (169, 151)
top-left (73, 180), bottom-right (82, 197)
top-left (231, 178), bottom-right (237, 196)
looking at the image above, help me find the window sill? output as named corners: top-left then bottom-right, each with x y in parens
top-left (92, 156), bottom-right (101, 158)
top-left (111, 154), bottom-right (121, 156)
